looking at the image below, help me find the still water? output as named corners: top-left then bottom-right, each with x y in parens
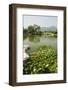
top-left (24, 35), bottom-right (57, 53)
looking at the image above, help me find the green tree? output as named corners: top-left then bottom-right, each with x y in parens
top-left (28, 25), bottom-right (34, 34)
top-left (28, 24), bottom-right (41, 35)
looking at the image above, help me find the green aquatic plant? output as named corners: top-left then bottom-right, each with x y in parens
top-left (23, 45), bottom-right (57, 74)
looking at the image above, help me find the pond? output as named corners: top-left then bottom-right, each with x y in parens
top-left (23, 35), bottom-right (57, 53)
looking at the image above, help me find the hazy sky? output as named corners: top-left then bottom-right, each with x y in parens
top-left (23, 15), bottom-right (57, 28)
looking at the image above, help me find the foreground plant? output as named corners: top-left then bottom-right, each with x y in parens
top-left (23, 45), bottom-right (57, 74)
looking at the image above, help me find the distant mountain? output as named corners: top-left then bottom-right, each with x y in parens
top-left (40, 26), bottom-right (57, 32)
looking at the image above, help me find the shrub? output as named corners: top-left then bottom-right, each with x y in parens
top-left (23, 45), bottom-right (57, 74)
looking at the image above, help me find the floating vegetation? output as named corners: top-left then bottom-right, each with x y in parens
top-left (23, 45), bottom-right (57, 74)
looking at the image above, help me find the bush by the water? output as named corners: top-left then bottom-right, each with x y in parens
top-left (23, 45), bottom-right (57, 74)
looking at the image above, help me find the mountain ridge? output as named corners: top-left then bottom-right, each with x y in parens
top-left (40, 26), bottom-right (57, 32)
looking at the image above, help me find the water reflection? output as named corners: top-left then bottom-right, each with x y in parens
top-left (24, 34), bottom-right (41, 42)
top-left (23, 34), bottom-right (57, 52)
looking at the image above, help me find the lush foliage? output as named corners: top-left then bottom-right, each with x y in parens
top-left (23, 24), bottom-right (42, 37)
top-left (23, 45), bottom-right (57, 74)
top-left (23, 24), bottom-right (57, 40)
